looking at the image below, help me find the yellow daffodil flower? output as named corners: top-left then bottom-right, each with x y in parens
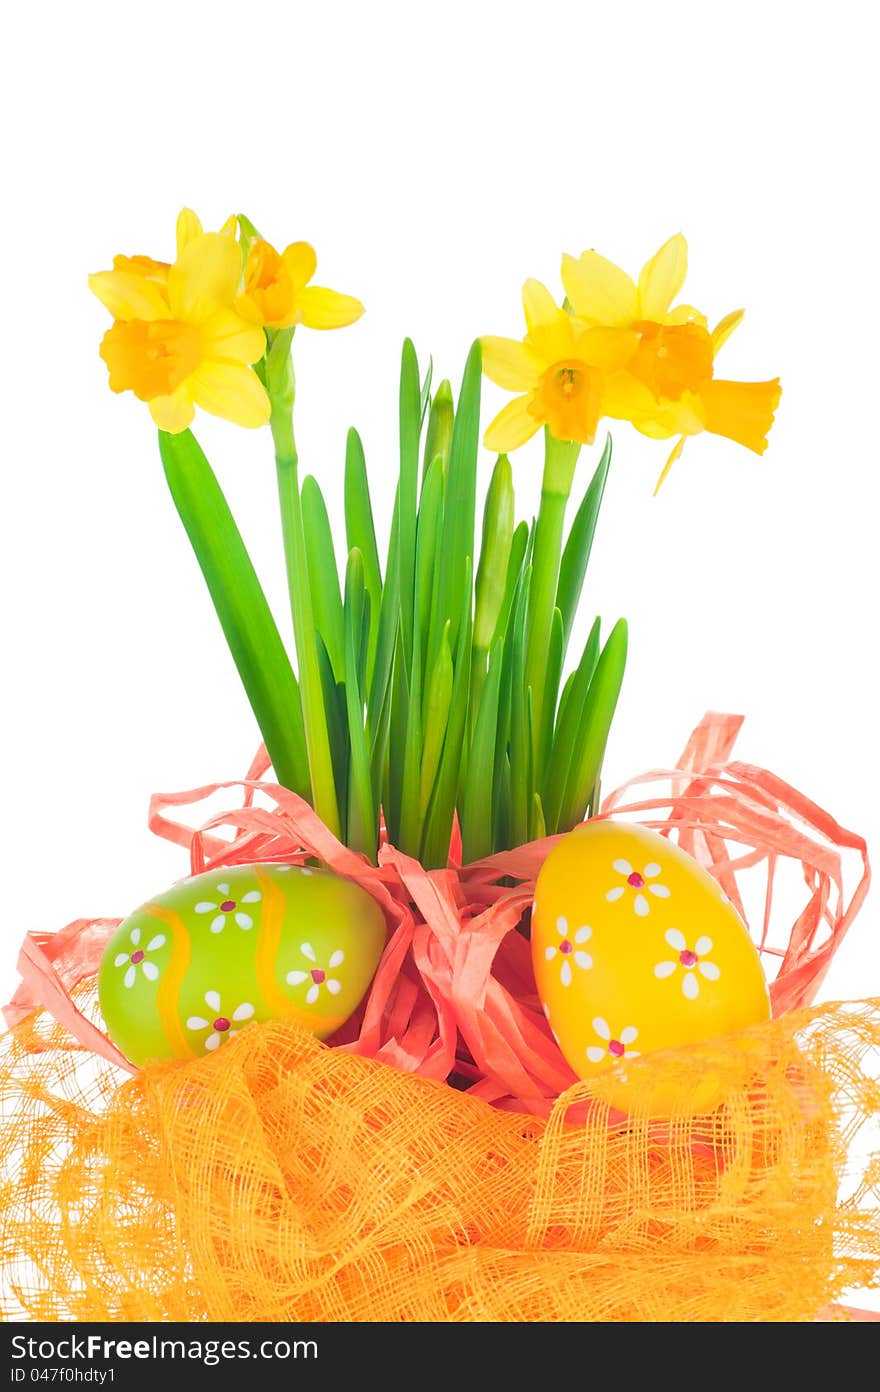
top-left (110, 254), bottom-right (171, 289)
top-left (89, 210), bottom-right (268, 433)
top-left (562, 235), bottom-right (781, 487)
top-left (105, 210), bottom-right (238, 297)
top-left (481, 279), bottom-right (637, 451)
top-left (236, 238), bottom-right (364, 330)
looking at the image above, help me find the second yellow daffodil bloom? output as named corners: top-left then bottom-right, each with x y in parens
top-left (562, 235), bottom-right (781, 486)
top-left (237, 238), bottom-right (364, 331)
top-left (481, 279), bottom-right (637, 451)
top-left (89, 214), bottom-right (269, 433)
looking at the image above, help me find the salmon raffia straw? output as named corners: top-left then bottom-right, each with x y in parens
top-left (5, 715), bottom-right (870, 1113)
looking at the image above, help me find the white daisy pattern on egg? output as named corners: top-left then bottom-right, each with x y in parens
top-left (543, 916), bottom-right (593, 987)
top-left (586, 1017), bottom-right (640, 1064)
top-left (113, 926), bottom-right (166, 989)
top-left (193, 881), bottom-right (262, 933)
top-left (286, 943), bottom-right (345, 1005)
top-left (186, 991), bottom-right (255, 1051)
top-left (654, 929), bottom-right (720, 999)
top-left (605, 858), bottom-right (670, 917)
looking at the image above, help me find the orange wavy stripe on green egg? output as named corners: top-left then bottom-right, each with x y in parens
top-left (146, 902), bottom-right (196, 1059)
top-left (251, 867), bottom-right (347, 1037)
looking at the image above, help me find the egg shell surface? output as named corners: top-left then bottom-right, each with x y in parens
top-left (532, 821), bottom-right (771, 1111)
top-left (98, 863), bottom-right (387, 1067)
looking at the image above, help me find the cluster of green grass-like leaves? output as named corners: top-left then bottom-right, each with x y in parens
top-left (159, 339), bottom-right (626, 868)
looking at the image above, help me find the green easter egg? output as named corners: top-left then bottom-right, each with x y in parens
top-left (98, 863), bottom-right (387, 1067)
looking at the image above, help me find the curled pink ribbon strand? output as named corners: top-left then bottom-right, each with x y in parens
top-left (4, 713), bottom-right (870, 1113)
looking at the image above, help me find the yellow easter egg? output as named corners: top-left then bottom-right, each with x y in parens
top-left (532, 820), bottom-right (770, 1115)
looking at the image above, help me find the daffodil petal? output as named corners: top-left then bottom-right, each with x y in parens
top-left (484, 396), bottom-right (542, 453)
top-left (168, 233), bottom-right (243, 324)
top-left (561, 251), bottom-right (639, 327)
top-left (663, 303), bottom-right (708, 327)
top-left (699, 378), bottom-right (781, 454)
top-left (631, 416), bottom-right (678, 441)
top-left (521, 285), bottom-right (585, 363)
top-left (521, 278), bottom-right (560, 336)
top-left (577, 326), bottom-right (640, 372)
top-left (654, 436), bottom-right (687, 493)
top-left (630, 392), bottom-right (707, 440)
top-left (601, 371), bottom-right (657, 422)
top-left (637, 233), bottom-right (688, 319)
top-left (281, 241), bottom-right (317, 292)
top-left (188, 362), bottom-right (271, 428)
top-left (88, 270), bottom-right (170, 321)
top-left (201, 308), bottom-right (267, 365)
top-left (480, 336), bottom-right (542, 390)
top-left (176, 208), bottom-right (204, 258)
top-left (219, 214), bottom-right (239, 239)
top-left (295, 285), bottom-right (364, 329)
top-left (711, 309), bottom-right (745, 354)
top-left (149, 387), bottom-right (195, 434)
top-left (529, 315), bottom-right (583, 365)
top-left (112, 254), bottom-right (170, 285)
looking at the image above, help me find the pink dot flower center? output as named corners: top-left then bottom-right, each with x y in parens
top-left (559, 939), bottom-right (572, 955)
top-left (130, 950), bottom-right (144, 965)
top-left (679, 949), bottom-right (698, 968)
top-left (213, 1016), bottom-right (231, 1033)
top-left (220, 899), bottom-right (237, 913)
top-left (608, 1039), bottom-right (625, 1058)
top-left (310, 969), bottom-right (326, 984)
top-left (627, 872), bottom-right (644, 889)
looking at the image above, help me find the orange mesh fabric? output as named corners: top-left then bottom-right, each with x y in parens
top-left (1, 992), bottom-right (878, 1321)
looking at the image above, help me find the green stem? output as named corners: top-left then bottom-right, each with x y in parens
top-left (524, 430), bottom-right (580, 759)
top-left (268, 331), bottom-right (342, 838)
top-left (158, 428), bottom-right (311, 801)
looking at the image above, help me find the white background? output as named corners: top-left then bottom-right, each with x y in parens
top-left (1, 0), bottom-right (878, 1300)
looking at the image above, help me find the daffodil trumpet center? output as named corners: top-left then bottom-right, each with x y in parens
top-left (629, 321), bottom-right (714, 401)
top-left (100, 319), bottom-right (202, 401)
top-left (530, 357), bottom-right (603, 447)
top-left (242, 241), bottom-right (298, 326)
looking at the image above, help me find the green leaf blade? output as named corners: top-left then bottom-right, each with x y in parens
top-left (398, 339), bottom-right (421, 673)
top-left (420, 624), bottom-right (454, 818)
top-left (421, 559), bottom-right (473, 868)
top-left (537, 606), bottom-right (565, 783)
top-left (557, 435), bottom-right (612, 652)
top-left (433, 341), bottom-right (481, 657)
top-left (461, 638), bottom-right (504, 862)
top-left (542, 616), bottom-right (602, 833)
top-left (343, 549), bottom-right (377, 859)
top-left (422, 378), bottom-right (453, 485)
top-left (158, 428), bottom-right (311, 800)
top-left (302, 475), bottom-right (345, 682)
top-left (344, 427), bottom-right (383, 688)
top-left (367, 488), bottom-right (400, 742)
top-left (558, 618), bottom-right (628, 832)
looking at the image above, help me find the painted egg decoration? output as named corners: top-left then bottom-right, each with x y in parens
top-left (98, 863), bottom-right (387, 1067)
top-left (532, 820), bottom-right (771, 1114)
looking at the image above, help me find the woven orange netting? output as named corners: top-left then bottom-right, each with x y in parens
top-left (2, 714), bottom-right (878, 1321)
